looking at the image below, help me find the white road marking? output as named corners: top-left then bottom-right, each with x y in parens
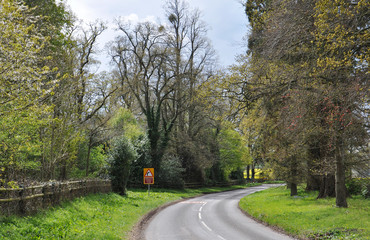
top-left (201, 221), bottom-right (212, 232)
top-left (198, 202), bottom-right (207, 220)
top-left (217, 235), bottom-right (227, 240)
top-left (198, 202), bottom-right (227, 240)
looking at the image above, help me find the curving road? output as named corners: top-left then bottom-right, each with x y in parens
top-left (144, 185), bottom-right (294, 240)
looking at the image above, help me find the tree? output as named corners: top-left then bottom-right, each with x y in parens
top-left (218, 123), bottom-right (251, 180)
top-left (108, 137), bottom-right (137, 196)
top-left (241, 0), bottom-right (369, 206)
top-left (164, 0), bottom-right (218, 183)
top-left (0, 0), bottom-right (58, 185)
top-left (313, 0), bottom-right (369, 207)
top-left (110, 20), bottom-right (176, 174)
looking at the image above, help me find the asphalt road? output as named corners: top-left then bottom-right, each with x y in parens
top-left (144, 185), bottom-right (294, 240)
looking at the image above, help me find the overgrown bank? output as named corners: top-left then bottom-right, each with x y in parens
top-left (239, 186), bottom-right (369, 239)
top-left (0, 185), bottom-right (251, 240)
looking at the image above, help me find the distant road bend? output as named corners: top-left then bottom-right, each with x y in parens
top-left (144, 184), bottom-right (294, 240)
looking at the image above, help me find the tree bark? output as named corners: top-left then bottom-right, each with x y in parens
top-left (85, 136), bottom-right (92, 177)
top-left (317, 174), bottom-right (335, 198)
top-left (290, 182), bottom-right (298, 196)
top-left (246, 165), bottom-right (250, 180)
top-left (335, 139), bottom-right (348, 207)
top-left (251, 162), bottom-right (255, 180)
top-left (306, 173), bottom-right (321, 191)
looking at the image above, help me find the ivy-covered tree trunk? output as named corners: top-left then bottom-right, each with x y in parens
top-left (146, 107), bottom-right (176, 175)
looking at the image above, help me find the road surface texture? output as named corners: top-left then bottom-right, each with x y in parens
top-left (144, 184), bottom-right (295, 240)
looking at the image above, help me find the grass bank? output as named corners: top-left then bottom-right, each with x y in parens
top-left (239, 186), bottom-right (369, 239)
top-left (0, 184), bottom-right (257, 240)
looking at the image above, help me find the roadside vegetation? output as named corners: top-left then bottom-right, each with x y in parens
top-left (1, 0), bottom-right (251, 196)
top-left (0, 185), bottom-right (255, 240)
top-left (239, 186), bottom-right (370, 240)
top-left (0, 0), bottom-right (368, 236)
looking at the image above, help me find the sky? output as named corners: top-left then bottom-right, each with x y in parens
top-left (65, 0), bottom-right (249, 70)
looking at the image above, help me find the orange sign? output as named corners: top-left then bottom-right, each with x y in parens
top-left (143, 168), bottom-right (154, 185)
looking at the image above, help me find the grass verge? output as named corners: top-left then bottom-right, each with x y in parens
top-left (0, 184), bottom-right (257, 240)
top-left (239, 186), bottom-right (370, 240)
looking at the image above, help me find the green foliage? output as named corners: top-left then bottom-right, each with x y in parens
top-left (240, 0), bottom-right (369, 206)
top-left (206, 161), bottom-right (227, 184)
top-left (240, 186), bottom-right (370, 239)
top-left (218, 124), bottom-right (251, 180)
top-left (108, 137), bottom-right (137, 196)
top-left (0, 0), bottom-right (59, 185)
top-left (89, 145), bottom-right (107, 174)
top-left (245, 0), bottom-right (271, 31)
top-left (158, 154), bottom-right (185, 188)
top-left (109, 108), bottom-right (144, 141)
top-left (128, 135), bottom-right (151, 185)
top-left (73, 144), bottom-right (107, 178)
top-left (229, 168), bottom-right (245, 183)
top-left (347, 178), bottom-right (370, 198)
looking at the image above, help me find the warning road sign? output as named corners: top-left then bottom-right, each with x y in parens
top-left (143, 168), bottom-right (154, 185)
top-left (145, 169), bottom-right (153, 177)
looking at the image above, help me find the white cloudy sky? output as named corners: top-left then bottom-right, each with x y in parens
top-left (65, 0), bottom-right (249, 70)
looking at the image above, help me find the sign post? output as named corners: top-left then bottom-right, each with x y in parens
top-left (143, 168), bottom-right (154, 196)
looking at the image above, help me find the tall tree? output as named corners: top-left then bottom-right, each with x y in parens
top-left (110, 20), bottom-right (176, 173)
top-left (313, 0), bottom-right (369, 207)
top-left (241, 0), bottom-right (369, 206)
top-left (0, 0), bottom-right (59, 185)
top-left (164, 0), bottom-right (217, 182)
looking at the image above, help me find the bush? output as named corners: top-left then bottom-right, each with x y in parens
top-left (205, 161), bottom-right (228, 185)
top-left (128, 135), bottom-right (151, 186)
top-left (158, 154), bottom-right (185, 189)
top-left (347, 178), bottom-right (370, 198)
top-left (229, 168), bottom-right (245, 184)
top-left (108, 137), bottom-right (137, 196)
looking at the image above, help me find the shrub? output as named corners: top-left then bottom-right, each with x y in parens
top-left (229, 168), bottom-right (245, 184)
top-left (347, 178), bottom-right (370, 198)
top-left (108, 137), bottom-right (137, 196)
top-left (128, 135), bottom-right (151, 186)
top-left (158, 154), bottom-right (185, 189)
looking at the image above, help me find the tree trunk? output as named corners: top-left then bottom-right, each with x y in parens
top-left (290, 182), bottom-right (298, 196)
top-left (335, 140), bottom-right (348, 207)
top-left (251, 162), bottom-right (255, 181)
top-left (85, 136), bottom-right (92, 177)
top-left (317, 174), bottom-right (335, 198)
top-left (306, 173), bottom-right (321, 191)
top-left (59, 160), bottom-right (67, 180)
top-left (246, 165), bottom-right (250, 180)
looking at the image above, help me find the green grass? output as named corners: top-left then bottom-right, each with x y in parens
top-left (239, 186), bottom-right (370, 240)
top-left (0, 184), bottom-right (253, 240)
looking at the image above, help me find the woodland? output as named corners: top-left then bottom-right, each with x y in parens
top-left (0, 0), bottom-right (368, 208)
